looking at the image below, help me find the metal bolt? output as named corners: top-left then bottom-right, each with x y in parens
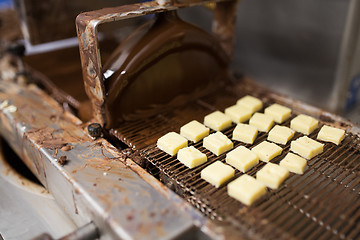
top-left (88, 123), bottom-right (102, 138)
top-left (7, 43), bottom-right (26, 56)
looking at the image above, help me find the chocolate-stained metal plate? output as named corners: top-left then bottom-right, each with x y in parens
top-left (75, 0), bottom-right (237, 126)
top-left (0, 81), bottom-right (224, 239)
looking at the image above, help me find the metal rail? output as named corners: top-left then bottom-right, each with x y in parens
top-left (0, 80), bottom-right (220, 239)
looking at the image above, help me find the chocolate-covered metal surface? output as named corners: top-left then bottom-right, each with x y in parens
top-left (76, 0), bottom-right (236, 126)
top-left (103, 11), bottom-right (230, 128)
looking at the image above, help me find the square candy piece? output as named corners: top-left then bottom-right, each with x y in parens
top-left (204, 111), bottom-right (232, 131)
top-left (317, 125), bottom-right (345, 145)
top-left (233, 123), bottom-right (258, 144)
top-left (280, 152), bottom-right (307, 174)
top-left (180, 120), bottom-right (209, 143)
top-left (203, 132), bottom-right (233, 156)
top-left (256, 162), bottom-right (289, 189)
top-left (226, 146), bottom-right (259, 172)
top-left (157, 132), bottom-right (188, 156)
top-left (264, 103), bottom-right (291, 123)
top-left (225, 105), bottom-right (252, 123)
top-left (177, 146), bottom-right (207, 169)
top-left (290, 114), bottom-right (318, 135)
top-left (267, 125), bottom-right (295, 145)
top-left (228, 174), bottom-right (266, 206)
top-left (290, 136), bottom-right (324, 159)
top-left (251, 141), bottom-right (282, 162)
top-left (249, 113), bottom-right (274, 132)
top-left (201, 161), bottom-right (235, 188)
top-left (236, 95), bottom-right (263, 113)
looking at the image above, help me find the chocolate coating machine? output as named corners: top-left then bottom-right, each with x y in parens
top-left (0, 0), bottom-right (360, 239)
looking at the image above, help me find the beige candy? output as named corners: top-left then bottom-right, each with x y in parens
top-left (203, 132), bottom-right (233, 156)
top-left (290, 136), bottom-right (324, 159)
top-left (177, 146), bottom-right (207, 169)
top-left (232, 123), bottom-right (258, 144)
top-left (180, 120), bottom-right (209, 143)
top-left (251, 141), bottom-right (282, 162)
top-left (228, 174), bottom-right (266, 206)
top-left (290, 114), bottom-right (318, 135)
top-left (204, 111), bottom-right (232, 131)
top-left (201, 161), bottom-right (234, 188)
top-left (157, 132), bottom-right (188, 156)
top-left (264, 103), bottom-right (291, 124)
top-left (280, 152), bottom-right (307, 174)
top-left (226, 146), bottom-right (259, 173)
top-left (267, 125), bottom-right (295, 145)
top-left (256, 162), bottom-right (289, 189)
top-left (317, 125), bottom-right (345, 145)
top-left (249, 113), bottom-right (274, 133)
top-left (225, 105), bottom-right (252, 123)
top-left (236, 95), bottom-right (263, 113)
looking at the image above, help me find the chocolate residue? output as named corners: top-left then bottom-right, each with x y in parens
top-left (57, 156), bottom-right (67, 165)
top-left (50, 114), bottom-right (59, 122)
top-left (340, 122), bottom-right (348, 127)
top-left (26, 127), bottom-right (66, 149)
top-left (319, 114), bottom-right (335, 123)
top-left (52, 148), bottom-right (58, 158)
top-left (72, 191), bottom-right (79, 215)
top-left (127, 213), bottom-right (134, 221)
top-left (25, 126), bottom-right (83, 150)
top-left (61, 145), bottom-right (73, 151)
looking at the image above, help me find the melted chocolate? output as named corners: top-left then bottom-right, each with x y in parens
top-left (103, 11), bottom-right (230, 129)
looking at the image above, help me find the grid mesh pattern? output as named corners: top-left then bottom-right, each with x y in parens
top-left (111, 81), bottom-right (360, 239)
top-left (141, 117), bottom-right (360, 239)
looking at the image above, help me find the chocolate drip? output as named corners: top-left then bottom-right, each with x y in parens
top-left (103, 11), bottom-right (230, 129)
